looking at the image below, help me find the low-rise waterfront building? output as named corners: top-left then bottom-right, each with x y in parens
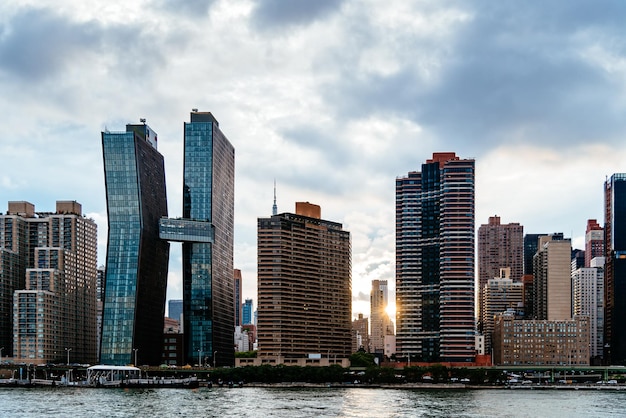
top-left (492, 310), bottom-right (590, 366)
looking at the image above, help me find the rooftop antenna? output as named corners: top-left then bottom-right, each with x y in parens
top-left (272, 179), bottom-right (278, 216)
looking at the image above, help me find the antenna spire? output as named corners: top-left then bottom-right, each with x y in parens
top-left (272, 179), bottom-right (278, 216)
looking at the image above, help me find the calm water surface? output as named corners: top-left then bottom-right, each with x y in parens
top-left (0, 387), bottom-right (625, 417)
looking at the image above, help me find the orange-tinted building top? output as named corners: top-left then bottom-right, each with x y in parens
top-left (426, 152), bottom-right (459, 168)
top-left (295, 202), bottom-right (321, 219)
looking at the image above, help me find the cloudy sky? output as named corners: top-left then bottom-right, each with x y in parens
top-left (2, 0), bottom-right (626, 319)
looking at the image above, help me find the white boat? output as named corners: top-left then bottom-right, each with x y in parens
top-left (86, 365), bottom-right (141, 387)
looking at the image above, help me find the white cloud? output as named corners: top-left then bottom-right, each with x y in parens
top-left (1, 0), bottom-right (626, 322)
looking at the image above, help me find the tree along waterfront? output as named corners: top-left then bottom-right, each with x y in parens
top-left (3, 362), bottom-right (626, 386)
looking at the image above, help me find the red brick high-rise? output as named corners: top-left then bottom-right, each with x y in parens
top-left (477, 216), bottom-right (523, 320)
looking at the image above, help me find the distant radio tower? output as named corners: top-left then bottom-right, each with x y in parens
top-left (272, 179), bottom-right (278, 215)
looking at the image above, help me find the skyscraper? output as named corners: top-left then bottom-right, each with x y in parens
top-left (242, 298), bottom-right (253, 326)
top-left (352, 313), bottom-right (370, 352)
top-left (585, 219), bottom-right (604, 268)
top-left (181, 111), bottom-right (235, 367)
top-left (101, 123), bottom-right (170, 365)
top-left (2, 201), bottom-right (98, 364)
top-left (257, 202), bottom-right (352, 359)
top-left (573, 257), bottom-right (605, 360)
top-left (481, 271), bottom-right (523, 354)
top-left (13, 201), bottom-right (98, 364)
top-left (0, 202), bottom-right (30, 357)
top-left (168, 299), bottom-right (183, 322)
top-left (523, 234), bottom-right (545, 276)
top-left (396, 152), bottom-right (475, 363)
top-left (477, 216), bottom-right (523, 320)
top-left (533, 234), bottom-right (572, 321)
top-left (370, 280), bottom-right (393, 353)
top-left (605, 173), bottom-right (626, 364)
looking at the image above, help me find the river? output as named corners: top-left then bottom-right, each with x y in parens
top-left (0, 386), bottom-right (625, 417)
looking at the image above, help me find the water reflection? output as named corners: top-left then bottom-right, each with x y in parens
top-left (0, 387), bottom-right (626, 417)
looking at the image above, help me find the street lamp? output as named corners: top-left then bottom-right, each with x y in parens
top-left (0, 347), bottom-right (4, 363)
top-left (65, 347), bottom-right (72, 366)
top-left (197, 349), bottom-right (201, 367)
top-left (133, 348), bottom-right (138, 366)
top-left (214, 351), bottom-right (218, 368)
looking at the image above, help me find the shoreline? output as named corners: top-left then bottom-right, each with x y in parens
top-left (243, 382), bottom-right (626, 391)
top-left (3, 378), bottom-right (626, 391)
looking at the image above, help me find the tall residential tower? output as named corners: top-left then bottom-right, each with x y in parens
top-left (257, 202), bottom-right (352, 360)
top-left (4, 201), bottom-right (98, 364)
top-left (101, 123), bottom-right (170, 366)
top-left (180, 111), bottom-right (235, 367)
top-left (396, 152), bottom-right (475, 362)
top-left (477, 216), bottom-right (523, 320)
top-left (585, 219), bottom-right (604, 268)
top-left (533, 234), bottom-right (572, 321)
top-left (370, 280), bottom-right (394, 353)
top-left (102, 112), bottom-right (235, 366)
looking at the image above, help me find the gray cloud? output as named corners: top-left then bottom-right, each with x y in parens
top-left (0, 9), bottom-right (100, 80)
top-left (250, 0), bottom-right (345, 30)
top-left (318, 1), bottom-right (626, 156)
top-left (151, 0), bottom-right (216, 18)
top-left (0, 7), bottom-right (170, 85)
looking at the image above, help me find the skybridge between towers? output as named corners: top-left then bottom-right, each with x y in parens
top-left (158, 218), bottom-right (214, 243)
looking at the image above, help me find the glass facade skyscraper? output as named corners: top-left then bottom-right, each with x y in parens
top-left (101, 123), bottom-right (170, 366)
top-left (605, 173), bottom-right (626, 364)
top-left (396, 152), bottom-right (475, 363)
top-left (168, 299), bottom-right (183, 322)
top-left (242, 298), bottom-right (253, 326)
top-left (181, 112), bottom-right (235, 367)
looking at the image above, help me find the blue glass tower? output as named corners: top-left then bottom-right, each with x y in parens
top-left (242, 299), bottom-right (253, 325)
top-left (101, 123), bottom-right (169, 366)
top-left (182, 111), bottom-right (235, 367)
top-left (168, 299), bottom-right (183, 321)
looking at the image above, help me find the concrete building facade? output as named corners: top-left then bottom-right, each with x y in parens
top-left (370, 279), bottom-right (394, 353)
top-left (11, 201), bottom-right (98, 364)
top-left (477, 216), bottom-right (524, 319)
top-left (352, 313), bottom-right (369, 352)
top-left (257, 202), bottom-right (352, 360)
top-left (493, 311), bottom-right (590, 366)
top-left (585, 219), bottom-right (604, 268)
top-left (572, 257), bottom-right (605, 360)
top-left (0, 202), bottom-right (30, 357)
top-left (533, 234), bottom-right (572, 321)
top-left (481, 273), bottom-right (524, 353)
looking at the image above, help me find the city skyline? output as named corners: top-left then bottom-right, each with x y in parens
top-left (3, 1), bottom-right (626, 318)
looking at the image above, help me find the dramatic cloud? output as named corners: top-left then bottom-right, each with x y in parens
top-left (2, 0), bottom-right (626, 320)
top-left (0, 9), bottom-right (99, 80)
top-left (152, 0), bottom-right (217, 17)
top-left (250, 0), bottom-right (345, 29)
